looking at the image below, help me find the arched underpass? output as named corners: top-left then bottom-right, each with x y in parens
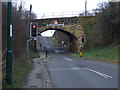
top-left (36, 17), bottom-right (87, 52)
top-left (40, 28), bottom-right (79, 52)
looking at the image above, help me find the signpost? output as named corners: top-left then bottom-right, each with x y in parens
top-left (6, 1), bottom-right (13, 85)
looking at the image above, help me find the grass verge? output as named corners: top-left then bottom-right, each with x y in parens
top-left (71, 45), bottom-right (119, 63)
top-left (2, 51), bottom-right (39, 88)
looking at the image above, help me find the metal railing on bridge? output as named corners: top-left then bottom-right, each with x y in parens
top-left (39, 10), bottom-right (94, 19)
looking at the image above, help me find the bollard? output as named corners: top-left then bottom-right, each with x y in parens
top-left (80, 51), bottom-right (82, 57)
top-left (80, 47), bottom-right (83, 57)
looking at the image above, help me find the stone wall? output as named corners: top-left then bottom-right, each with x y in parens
top-left (35, 16), bottom-right (94, 52)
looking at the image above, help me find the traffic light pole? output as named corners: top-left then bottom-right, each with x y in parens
top-left (6, 1), bottom-right (13, 85)
top-left (34, 40), bottom-right (36, 52)
top-left (29, 5), bottom-right (36, 52)
top-left (26, 39), bottom-right (32, 61)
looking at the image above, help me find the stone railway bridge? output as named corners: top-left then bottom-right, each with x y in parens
top-left (33, 16), bottom-right (93, 52)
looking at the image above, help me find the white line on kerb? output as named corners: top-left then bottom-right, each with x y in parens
top-left (65, 58), bottom-right (73, 61)
top-left (85, 68), bottom-right (112, 79)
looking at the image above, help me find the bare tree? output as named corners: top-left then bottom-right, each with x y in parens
top-left (89, 2), bottom-right (119, 46)
top-left (2, 2), bottom-right (37, 60)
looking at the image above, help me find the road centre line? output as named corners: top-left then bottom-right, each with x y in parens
top-left (48, 68), bottom-right (80, 71)
top-left (65, 58), bottom-right (73, 61)
top-left (48, 67), bottom-right (112, 79)
top-left (84, 68), bottom-right (112, 79)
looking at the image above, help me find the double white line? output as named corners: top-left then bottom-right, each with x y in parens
top-left (59, 57), bottom-right (113, 79)
top-left (85, 68), bottom-right (112, 79)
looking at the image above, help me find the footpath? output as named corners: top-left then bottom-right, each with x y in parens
top-left (22, 52), bottom-right (52, 88)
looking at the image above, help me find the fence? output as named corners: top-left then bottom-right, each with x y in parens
top-left (2, 49), bottom-right (7, 63)
top-left (1, 49), bottom-right (7, 79)
top-left (0, 49), bottom-right (7, 70)
top-left (39, 10), bottom-right (94, 19)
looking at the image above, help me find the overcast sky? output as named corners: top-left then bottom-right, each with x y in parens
top-left (15, 0), bottom-right (109, 19)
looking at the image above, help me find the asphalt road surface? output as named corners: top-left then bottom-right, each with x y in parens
top-left (37, 36), bottom-right (118, 88)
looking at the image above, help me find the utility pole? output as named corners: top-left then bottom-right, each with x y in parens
top-left (85, 0), bottom-right (87, 16)
top-left (6, 1), bottom-right (13, 85)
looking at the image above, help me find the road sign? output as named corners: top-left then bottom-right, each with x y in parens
top-left (54, 20), bottom-right (58, 25)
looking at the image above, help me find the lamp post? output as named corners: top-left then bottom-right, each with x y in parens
top-left (6, 0), bottom-right (13, 85)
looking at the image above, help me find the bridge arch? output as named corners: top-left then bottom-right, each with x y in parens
top-left (40, 28), bottom-right (77, 40)
top-left (36, 17), bottom-right (87, 52)
top-left (39, 28), bottom-right (78, 52)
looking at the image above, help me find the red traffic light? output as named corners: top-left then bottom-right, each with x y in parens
top-left (82, 36), bottom-right (84, 42)
top-left (32, 25), bottom-right (36, 28)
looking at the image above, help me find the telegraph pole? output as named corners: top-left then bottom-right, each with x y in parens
top-left (85, 0), bottom-right (87, 16)
top-left (6, 1), bottom-right (13, 85)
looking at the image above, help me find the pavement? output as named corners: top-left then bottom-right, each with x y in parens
top-left (22, 52), bottom-right (52, 88)
top-left (22, 36), bottom-right (53, 88)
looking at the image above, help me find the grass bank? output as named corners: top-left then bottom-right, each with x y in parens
top-left (2, 51), bottom-right (39, 88)
top-left (72, 45), bottom-right (119, 63)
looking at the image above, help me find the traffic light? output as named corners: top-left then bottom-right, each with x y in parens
top-left (82, 36), bottom-right (84, 43)
top-left (31, 24), bottom-right (37, 37)
top-left (30, 22), bottom-right (38, 38)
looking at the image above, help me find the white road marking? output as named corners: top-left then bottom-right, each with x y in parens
top-left (48, 68), bottom-right (80, 71)
top-left (84, 68), bottom-right (112, 79)
top-left (65, 58), bottom-right (73, 61)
